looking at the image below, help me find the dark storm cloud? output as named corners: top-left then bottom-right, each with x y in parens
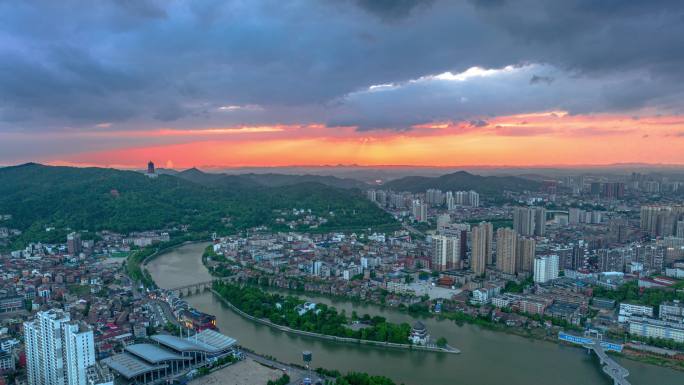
top-left (0, 0), bottom-right (683, 133)
top-left (469, 120), bottom-right (489, 127)
top-left (353, 0), bottom-right (435, 20)
top-left (530, 75), bottom-right (553, 85)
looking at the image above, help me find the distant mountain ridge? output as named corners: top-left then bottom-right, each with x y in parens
top-left (176, 168), bottom-right (369, 190)
top-left (381, 171), bottom-right (540, 195)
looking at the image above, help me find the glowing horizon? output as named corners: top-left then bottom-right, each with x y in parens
top-left (9, 111), bottom-right (678, 169)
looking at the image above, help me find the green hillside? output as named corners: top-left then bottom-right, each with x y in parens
top-left (0, 163), bottom-right (397, 247)
top-left (382, 171), bottom-right (540, 195)
top-left (176, 168), bottom-right (369, 190)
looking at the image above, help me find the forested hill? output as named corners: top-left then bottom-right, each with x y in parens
top-left (176, 168), bottom-right (369, 190)
top-left (382, 171), bottom-right (540, 195)
top-left (0, 163), bottom-right (396, 246)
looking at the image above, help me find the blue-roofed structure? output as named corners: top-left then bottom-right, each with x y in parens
top-left (103, 330), bottom-right (238, 384)
top-left (101, 353), bottom-right (168, 383)
top-left (126, 344), bottom-right (190, 363)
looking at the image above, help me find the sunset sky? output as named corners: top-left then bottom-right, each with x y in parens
top-left (1, 1), bottom-right (684, 168)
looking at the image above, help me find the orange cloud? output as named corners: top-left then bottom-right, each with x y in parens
top-left (50, 112), bottom-right (684, 168)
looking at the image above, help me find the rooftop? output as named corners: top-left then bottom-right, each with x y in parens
top-left (125, 343), bottom-right (190, 363)
top-left (151, 333), bottom-right (223, 353)
top-left (192, 329), bottom-right (237, 351)
top-left (102, 353), bottom-right (167, 379)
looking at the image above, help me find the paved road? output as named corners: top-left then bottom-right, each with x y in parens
top-left (588, 340), bottom-right (631, 385)
top-left (243, 351), bottom-right (323, 385)
top-left (378, 206), bottom-right (425, 237)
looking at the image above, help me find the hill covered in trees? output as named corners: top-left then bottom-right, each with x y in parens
top-left (381, 171), bottom-right (540, 195)
top-left (0, 163), bottom-right (397, 247)
top-left (176, 167), bottom-right (369, 190)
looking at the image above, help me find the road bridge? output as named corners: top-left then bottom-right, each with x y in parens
top-left (558, 332), bottom-right (630, 385)
top-left (168, 277), bottom-right (236, 297)
top-left (585, 339), bottom-right (631, 385)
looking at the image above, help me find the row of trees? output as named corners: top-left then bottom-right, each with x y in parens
top-left (315, 369), bottom-right (400, 385)
top-left (214, 283), bottom-right (412, 344)
top-left (592, 281), bottom-right (684, 309)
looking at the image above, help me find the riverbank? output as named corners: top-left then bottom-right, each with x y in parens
top-left (148, 242), bottom-right (684, 385)
top-left (210, 287), bottom-right (460, 354)
top-left (244, 281), bottom-right (684, 373)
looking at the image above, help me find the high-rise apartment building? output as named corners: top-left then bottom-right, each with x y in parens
top-left (432, 234), bottom-right (461, 271)
top-left (640, 205), bottom-right (684, 237)
top-left (496, 228), bottom-right (517, 275)
top-left (24, 310), bottom-right (96, 385)
top-left (516, 236), bottom-right (536, 274)
top-left (601, 182), bottom-right (625, 199)
top-left (568, 207), bottom-right (583, 224)
top-left (411, 199), bottom-right (428, 222)
top-left (444, 190), bottom-right (479, 208)
top-left (445, 191), bottom-right (455, 210)
top-left (426, 189), bottom-right (445, 206)
top-left (534, 207), bottom-right (546, 237)
top-left (470, 222), bottom-right (493, 275)
top-left (468, 190), bottom-right (480, 208)
top-left (513, 207), bottom-right (546, 237)
top-left (534, 255), bottom-right (559, 283)
top-left (513, 207), bottom-right (534, 236)
top-left (66, 232), bottom-right (82, 256)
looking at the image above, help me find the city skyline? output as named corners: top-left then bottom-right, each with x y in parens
top-left (1, 1), bottom-right (684, 167)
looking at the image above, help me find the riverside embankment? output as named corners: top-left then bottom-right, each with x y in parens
top-left (209, 288), bottom-right (459, 354)
top-left (147, 242), bottom-right (684, 385)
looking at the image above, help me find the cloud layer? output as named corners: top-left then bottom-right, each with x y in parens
top-left (0, 0), bottom-right (683, 164)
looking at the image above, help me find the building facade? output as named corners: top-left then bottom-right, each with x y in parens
top-left (24, 310), bottom-right (95, 385)
top-left (533, 255), bottom-right (559, 283)
top-left (471, 222), bottom-right (493, 275)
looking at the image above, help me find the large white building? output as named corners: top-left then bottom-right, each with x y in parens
top-left (24, 310), bottom-right (96, 385)
top-left (618, 303), bottom-right (654, 323)
top-left (533, 255), bottom-right (559, 283)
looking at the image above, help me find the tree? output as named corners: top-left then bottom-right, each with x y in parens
top-left (436, 337), bottom-right (448, 348)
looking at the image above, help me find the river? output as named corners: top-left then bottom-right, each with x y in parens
top-left (147, 242), bottom-right (683, 385)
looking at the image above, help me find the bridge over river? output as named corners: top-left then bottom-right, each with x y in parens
top-left (167, 277), bottom-right (237, 297)
top-left (559, 332), bottom-right (631, 385)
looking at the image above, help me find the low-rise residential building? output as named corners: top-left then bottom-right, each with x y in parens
top-left (0, 295), bottom-right (23, 313)
top-left (629, 316), bottom-right (684, 343)
top-left (471, 288), bottom-right (490, 305)
top-left (659, 300), bottom-right (684, 323)
top-left (518, 297), bottom-right (552, 315)
top-left (618, 303), bottom-right (654, 323)
top-left (546, 302), bottom-right (581, 325)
